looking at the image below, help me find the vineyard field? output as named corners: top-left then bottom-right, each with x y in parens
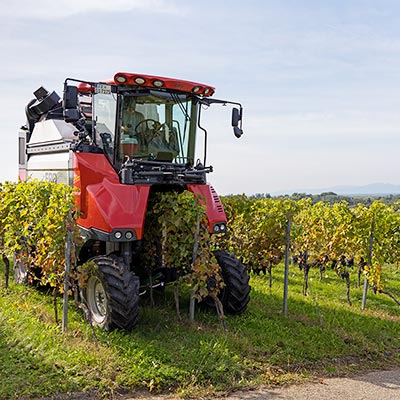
top-left (1, 183), bottom-right (400, 398)
top-left (1, 182), bottom-right (400, 310)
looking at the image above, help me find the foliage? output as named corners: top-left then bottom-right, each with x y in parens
top-left (223, 197), bottom-right (300, 272)
top-left (0, 180), bottom-right (77, 291)
top-left (142, 191), bottom-right (223, 301)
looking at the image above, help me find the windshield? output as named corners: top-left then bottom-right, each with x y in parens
top-left (117, 91), bottom-right (195, 164)
top-left (93, 92), bottom-right (117, 159)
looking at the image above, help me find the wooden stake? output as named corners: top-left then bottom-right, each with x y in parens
top-left (283, 217), bottom-right (291, 316)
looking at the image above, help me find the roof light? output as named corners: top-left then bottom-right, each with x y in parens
top-left (192, 86), bottom-right (201, 93)
top-left (153, 79), bottom-right (164, 88)
top-left (115, 75), bottom-right (127, 83)
top-left (204, 88), bottom-right (210, 95)
top-left (134, 77), bottom-right (146, 85)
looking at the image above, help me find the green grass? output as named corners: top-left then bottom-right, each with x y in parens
top-left (1, 262), bottom-right (399, 399)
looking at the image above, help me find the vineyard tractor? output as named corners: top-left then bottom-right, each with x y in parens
top-left (18, 72), bottom-right (250, 330)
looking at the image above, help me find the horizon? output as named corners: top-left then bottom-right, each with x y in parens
top-left (269, 182), bottom-right (400, 196)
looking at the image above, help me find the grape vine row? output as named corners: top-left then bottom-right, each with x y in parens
top-left (221, 195), bottom-right (400, 307)
top-left (1, 181), bottom-right (399, 313)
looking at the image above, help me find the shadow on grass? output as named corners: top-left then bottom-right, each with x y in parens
top-left (0, 318), bottom-right (79, 399)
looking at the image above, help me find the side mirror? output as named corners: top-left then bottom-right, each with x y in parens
top-left (63, 85), bottom-right (80, 122)
top-left (233, 126), bottom-right (243, 138)
top-left (232, 107), bottom-right (241, 126)
top-left (232, 107), bottom-right (243, 138)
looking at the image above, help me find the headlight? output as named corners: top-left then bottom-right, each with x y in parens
top-left (125, 231), bottom-right (134, 240)
top-left (213, 222), bottom-right (227, 234)
top-left (112, 229), bottom-right (136, 241)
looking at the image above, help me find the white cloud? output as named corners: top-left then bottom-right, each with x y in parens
top-left (1, 0), bottom-right (179, 19)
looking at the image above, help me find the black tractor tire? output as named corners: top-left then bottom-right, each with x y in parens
top-left (81, 255), bottom-right (140, 331)
top-left (214, 250), bottom-right (251, 315)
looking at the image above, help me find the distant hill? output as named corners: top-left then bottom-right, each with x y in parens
top-left (314, 183), bottom-right (400, 196)
top-left (273, 183), bottom-right (400, 196)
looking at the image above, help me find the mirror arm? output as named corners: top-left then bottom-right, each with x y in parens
top-left (198, 96), bottom-right (244, 138)
top-left (197, 105), bottom-right (208, 166)
top-left (198, 97), bottom-right (242, 109)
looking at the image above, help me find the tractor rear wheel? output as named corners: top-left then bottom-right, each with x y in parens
top-left (81, 255), bottom-right (140, 330)
top-left (214, 250), bottom-right (251, 314)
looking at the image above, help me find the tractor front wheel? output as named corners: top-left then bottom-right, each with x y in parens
top-left (81, 255), bottom-right (140, 330)
top-left (214, 250), bottom-right (251, 314)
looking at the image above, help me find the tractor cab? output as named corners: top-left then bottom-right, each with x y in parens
top-left (64, 72), bottom-right (243, 186)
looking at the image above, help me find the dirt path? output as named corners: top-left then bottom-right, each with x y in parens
top-left (216, 368), bottom-right (400, 400)
top-left (124, 368), bottom-right (400, 400)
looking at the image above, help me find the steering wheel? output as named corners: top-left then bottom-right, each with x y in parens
top-left (134, 119), bottom-right (159, 134)
top-left (135, 119), bottom-right (168, 145)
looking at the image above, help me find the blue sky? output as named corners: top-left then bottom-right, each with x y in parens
top-left (1, 0), bottom-right (400, 194)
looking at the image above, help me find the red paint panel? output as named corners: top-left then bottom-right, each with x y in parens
top-left (187, 184), bottom-right (227, 231)
top-left (73, 153), bottom-right (150, 239)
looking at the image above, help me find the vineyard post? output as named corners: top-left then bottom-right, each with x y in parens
top-left (189, 211), bottom-right (201, 323)
top-left (283, 216), bottom-right (291, 316)
top-left (1, 235), bottom-right (9, 289)
top-left (2, 254), bottom-right (10, 290)
top-left (361, 277), bottom-right (368, 310)
top-left (62, 218), bottom-right (72, 332)
top-left (362, 219), bottom-right (374, 310)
